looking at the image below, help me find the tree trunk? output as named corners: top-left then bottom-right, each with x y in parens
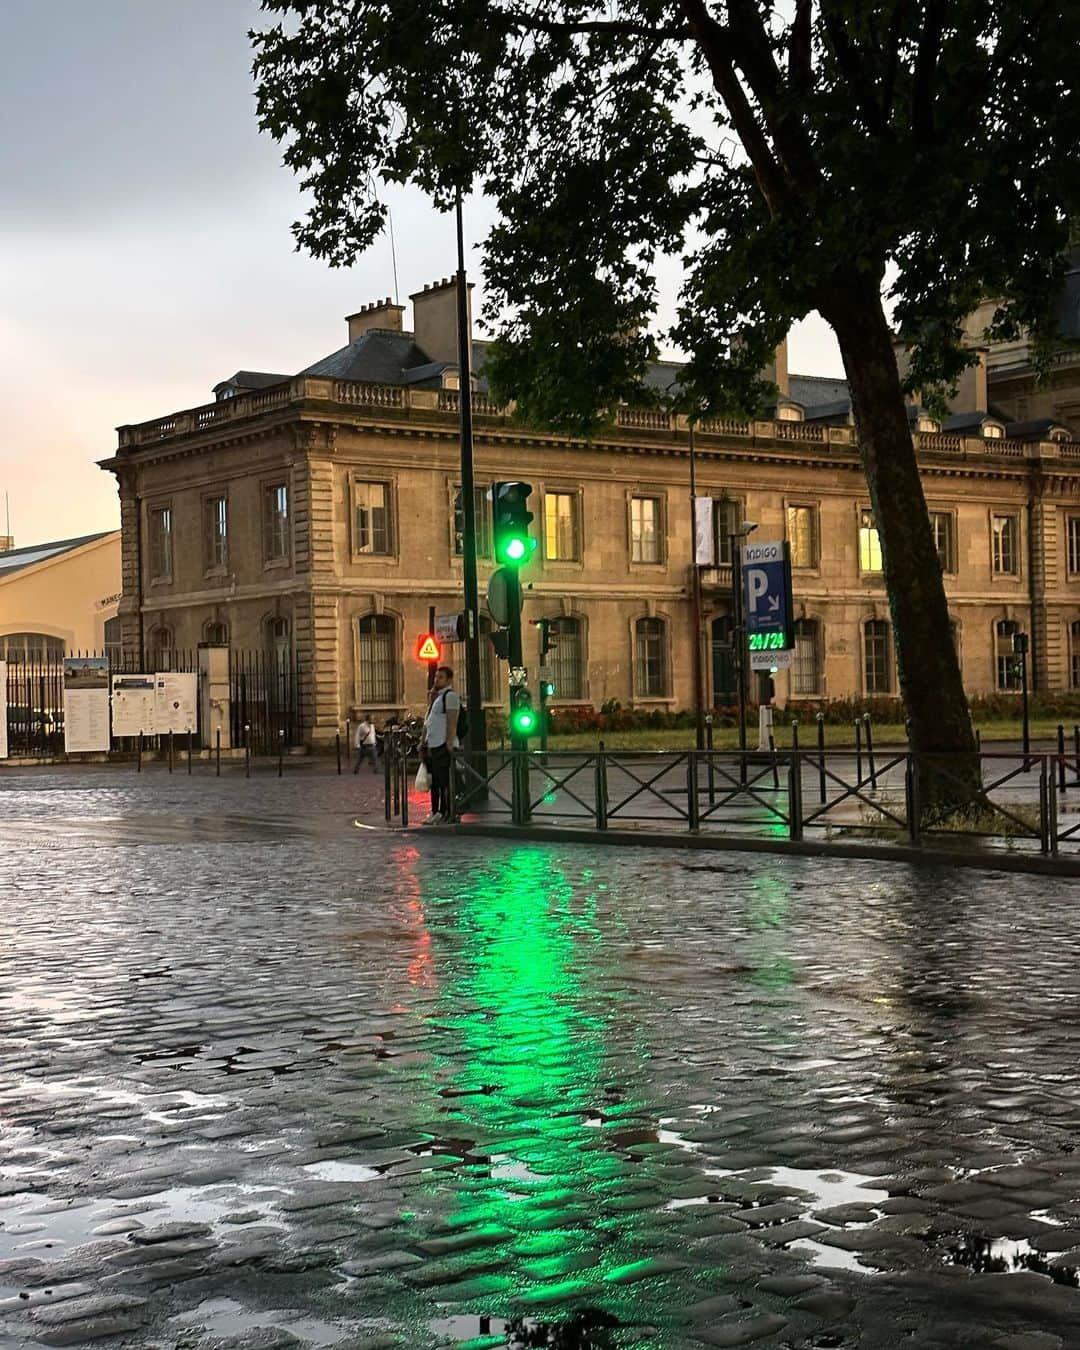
top-left (820, 276), bottom-right (979, 820)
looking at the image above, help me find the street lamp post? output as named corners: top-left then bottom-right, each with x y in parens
top-left (729, 520), bottom-right (758, 785)
top-left (688, 424), bottom-right (706, 751)
top-left (1014, 631), bottom-right (1031, 759)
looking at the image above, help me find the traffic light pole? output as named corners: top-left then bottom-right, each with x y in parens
top-left (455, 192), bottom-right (487, 772)
top-left (538, 619), bottom-right (549, 753)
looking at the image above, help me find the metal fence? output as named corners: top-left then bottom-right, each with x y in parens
top-left (378, 744), bottom-right (1080, 858)
top-left (2, 649), bottom-right (305, 757)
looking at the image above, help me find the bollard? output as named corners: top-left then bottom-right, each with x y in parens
top-left (215, 728), bottom-right (221, 777)
top-left (864, 714), bottom-right (877, 791)
top-left (137, 731), bottom-right (142, 773)
top-left (816, 713), bottom-right (826, 804)
top-left (854, 719), bottom-right (863, 786)
top-left (595, 742), bottom-right (608, 830)
top-left (244, 724), bottom-right (251, 779)
top-left (788, 749), bottom-right (803, 841)
top-left (187, 729), bottom-right (192, 775)
top-left (168, 730), bottom-right (174, 774)
top-left (791, 719), bottom-right (800, 753)
top-left (383, 732), bottom-right (393, 823)
top-left (336, 732), bottom-right (342, 775)
top-left (686, 751), bottom-right (700, 832)
top-left (906, 758), bottom-right (920, 845)
top-left (768, 732), bottom-right (779, 791)
top-left (1075, 724), bottom-right (1080, 786)
top-left (1059, 724), bottom-right (1067, 794)
top-left (278, 728), bottom-right (285, 779)
top-left (705, 714), bottom-right (716, 805)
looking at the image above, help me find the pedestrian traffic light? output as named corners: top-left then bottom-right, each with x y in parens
top-left (416, 634), bottom-right (441, 663)
top-left (539, 679), bottom-right (555, 699)
top-left (493, 481), bottom-right (535, 566)
top-left (510, 686), bottom-right (538, 737)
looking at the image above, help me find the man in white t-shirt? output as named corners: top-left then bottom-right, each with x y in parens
top-left (421, 665), bottom-right (459, 824)
top-left (353, 713), bottom-right (379, 773)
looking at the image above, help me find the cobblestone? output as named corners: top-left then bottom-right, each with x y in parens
top-left (0, 768), bottom-right (1079, 1346)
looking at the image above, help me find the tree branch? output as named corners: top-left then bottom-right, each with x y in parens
top-left (911, 0), bottom-right (945, 143)
top-left (677, 0), bottom-right (792, 214)
top-left (789, 0), bottom-right (812, 95)
top-left (474, 7), bottom-right (690, 41)
top-left (819, 3), bottom-right (890, 135)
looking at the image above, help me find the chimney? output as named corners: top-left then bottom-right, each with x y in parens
top-left (410, 277), bottom-right (473, 368)
top-left (948, 347), bottom-right (989, 415)
top-left (761, 336), bottom-right (789, 399)
top-left (346, 297), bottom-right (405, 343)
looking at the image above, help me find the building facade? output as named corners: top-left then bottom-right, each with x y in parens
top-left (100, 283), bottom-right (1080, 745)
top-left (0, 532), bottom-right (122, 662)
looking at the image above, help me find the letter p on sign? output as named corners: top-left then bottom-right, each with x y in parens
top-left (746, 568), bottom-right (769, 614)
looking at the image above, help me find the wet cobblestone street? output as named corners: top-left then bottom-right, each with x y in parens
top-left (2, 767), bottom-right (1080, 1348)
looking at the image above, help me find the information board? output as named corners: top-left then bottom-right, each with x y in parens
top-left (64, 657), bottom-right (111, 753)
top-left (0, 660), bottom-right (8, 759)
top-left (154, 672), bottom-right (197, 735)
top-left (111, 674), bottom-right (157, 736)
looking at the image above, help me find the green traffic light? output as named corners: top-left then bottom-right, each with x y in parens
top-left (504, 537), bottom-right (527, 562)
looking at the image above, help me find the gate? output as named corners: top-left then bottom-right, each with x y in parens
top-left (229, 650), bottom-right (304, 754)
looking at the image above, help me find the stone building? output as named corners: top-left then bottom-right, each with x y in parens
top-left (100, 279), bottom-right (1080, 745)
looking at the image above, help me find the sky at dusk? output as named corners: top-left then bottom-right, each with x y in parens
top-left (1, 0), bottom-right (844, 547)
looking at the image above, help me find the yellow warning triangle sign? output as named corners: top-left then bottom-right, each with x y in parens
top-left (417, 635), bottom-right (441, 661)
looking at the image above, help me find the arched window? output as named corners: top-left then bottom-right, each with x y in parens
top-left (711, 615), bottom-right (737, 707)
top-left (864, 619), bottom-right (891, 694)
top-left (1071, 621), bottom-right (1080, 690)
top-left (357, 614), bottom-right (398, 703)
top-left (634, 616), bottom-right (669, 698)
top-left (792, 618), bottom-right (822, 695)
top-left (149, 626), bottom-right (174, 671)
top-left (103, 617), bottom-right (122, 667)
top-left (0, 633), bottom-right (65, 663)
top-left (996, 619), bottom-right (1022, 690)
top-left (549, 616), bottom-right (585, 701)
top-left (204, 621), bottom-right (228, 646)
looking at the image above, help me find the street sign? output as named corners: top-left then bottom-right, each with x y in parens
top-left (434, 612), bottom-right (465, 643)
top-left (742, 540), bottom-right (793, 648)
top-left (416, 634), bottom-right (441, 662)
top-left (487, 567), bottom-right (524, 627)
top-left (750, 649), bottom-right (792, 671)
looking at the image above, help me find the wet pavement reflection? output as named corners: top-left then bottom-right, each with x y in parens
top-left (0, 771), bottom-right (1079, 1346)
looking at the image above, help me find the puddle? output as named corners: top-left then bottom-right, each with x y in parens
top-left (430, 1309), bottom-right (621, 1347)
top-left (943, 1235), bottom-right (1080, 1287)
top-left (302, 1161), bottom-right (380, 1182)
top-left (752, 1167), bottom-right (889, 1209)
top-left (171, 1297), bottom-right (351, 1345)
top-left (789, 1237), bottom-right (880, 1275)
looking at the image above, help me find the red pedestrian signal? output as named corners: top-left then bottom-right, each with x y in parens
top-left (416, 634), bottom-right (441, 662)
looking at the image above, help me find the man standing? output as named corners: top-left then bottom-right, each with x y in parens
top-left (421, 665), bottom-right (459, 824)
top-left (353, 712), bottom-right (379, 773)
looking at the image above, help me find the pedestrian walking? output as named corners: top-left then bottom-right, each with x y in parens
top-left (353, 712), bottom-right (379, 773)
top-left (420, 665), bottom-right (460, 824)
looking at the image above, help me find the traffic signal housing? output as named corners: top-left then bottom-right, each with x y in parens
top-left (510, 686), bottom-right (538, 737)
top-left (493, 481), bottom-right (535, 566)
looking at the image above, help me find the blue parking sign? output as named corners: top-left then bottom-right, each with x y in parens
top-left (742, 540), bottom-right (793, 647)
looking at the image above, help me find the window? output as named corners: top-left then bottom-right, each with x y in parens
top-left (0, 633), bottom-right (65, 663)
top-left (453, 485), bottom-right (492, 558)
top-left (1072, 621), bottom-right (1080, 690)
top-left (995, 619), bottom-right (1022, 691)
top-left (630, 496), bottom-right (662, 563)
top-left (858, 509), bottom-right (883, 572)
top-left (992, 513), bottom-right (1019, 575)
top-left (149, 626), bottom-right (174, 671)
top-left (354, 481), bottom-right (392, 555)
top-left (634, 617), bottom-right (669, 698)
top-left (267, 617), bottom-right (290, 672)
top-left (149, 506), bottom-right (172, 580)
top-left (786, 504), bottom-right (817, 569)
top-left (548, 616), bottom-right (585, 700)
top-left (357, 614), bottom-right (397, 703)
top-left (711, 616), bottom-right (737, 706)
top-left (204, 621), bottom-right (228, 645)
top-left (263, 483), bottom-right (290, 563)
top-left (864, 619), bottom-right (891, 693)
top-left (714, 499), bottom-right (741, 566)
top-left (544, 492), bottom-right (580, 561)
top-left (929, 511), bottom-right (955, 573)
top-left (103, 617), bottom-right (122, 667)
top-left (792, 619), bottom-right (822, 695)
top-left (1068, 517), bottom-right (1080, 575)
top-left (984, 423), bottom-right (1004, 439)
top-left (204, 496), bottom-right (228, 571)
top-left (459, 616), bottom-right (498, 704)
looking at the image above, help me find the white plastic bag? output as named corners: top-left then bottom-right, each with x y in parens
top-left (415, 762), bottom-right (431, 792)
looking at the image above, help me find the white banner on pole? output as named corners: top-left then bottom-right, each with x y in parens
top-left (0, 660), bottom-right (7, 759)
top-left (750, 649), bottom-right (792, 671)
top-left (694, 497), bottom-right (715, 565)
top-left (64, 657), bottom-right (111, 753)
top-left (155, 673), bottom-right (198, 735)
top-left (111, 674), bottom-right (157, 736)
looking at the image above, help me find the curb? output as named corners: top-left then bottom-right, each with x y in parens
top-left (439, 821), bottom-right (1080, 878)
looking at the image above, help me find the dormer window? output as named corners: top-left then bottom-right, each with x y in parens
top-left (776, 403), bottom-right (803, 421)
top-left (984, 423), bottom-right (1004, 439)
top-left (916, 416), bottom-right (939, 433)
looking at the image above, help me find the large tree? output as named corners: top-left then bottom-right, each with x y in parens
top-left (253, 0), bottom-right (1080, 801)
